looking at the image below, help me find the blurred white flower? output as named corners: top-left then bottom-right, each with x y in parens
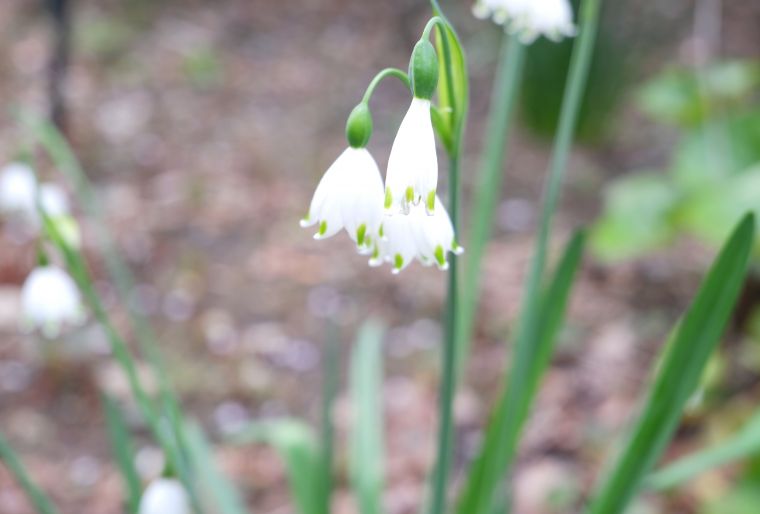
top-left (138, 478), bottom-right (191, 514)
top-left (371, 197), bottom-right (463, 274)
top-left (0, 162), bottom-right (70, 226)
top-left (385, 98), bottom-right (438, 215)
top-left (0, 162), bottom-right (37, 215)
top-left (301, 147), bottom-right (385, 253)
top-left (473, 0), bottom-right (576, 43)
top-left (21, 265), bottom-right (84, 337)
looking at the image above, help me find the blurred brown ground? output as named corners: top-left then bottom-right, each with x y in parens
top-left (1, 1), bottom-right (760, 513)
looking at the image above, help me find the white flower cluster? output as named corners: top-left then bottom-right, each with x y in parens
top-left (473, 0), bottom-right (576, 43)
top-left (0, 161), bottom-right (85, 337)
top-left (301, 97), bottom-right (463, 274)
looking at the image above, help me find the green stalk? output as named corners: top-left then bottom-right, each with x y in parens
top-left (457, 35), bottom-right (525, 378)
top-left (0, 430), bottom-right (60, 514)
top-left (427, 4), bottom-right (468, 514)
top-left (460, 2), bottom-right (602, 514)
top-left (318, 325), bottom-right (340, 514)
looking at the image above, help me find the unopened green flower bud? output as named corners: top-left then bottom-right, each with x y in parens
top-left (409, 40), bottom-right (438, 100)
top-left (345, 103), bottom-right (373, 148)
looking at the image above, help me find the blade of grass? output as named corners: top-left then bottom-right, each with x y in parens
top-left (457, 230), bottom-right (586, 514)
top-left (230, 419), bottom-right (320, 514)
top-left (458, 34), bottom-right (525, 379)
top-left (585, 213), bottom-right (755, 514)
top-left (0, 430), bottom-right (60, 514)
top-left (184, 421), bottom-right (249, 514)
top-left (349, 321), bottom-right (385, 514)
top-left (646, 404), bottom-right (760, 490)
top-left (102, 394), bottom-right (142, 514)
top-left (318, 324), bottom-right (340, 514)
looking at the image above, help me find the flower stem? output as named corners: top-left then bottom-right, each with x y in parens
top-left (361, 68), bottom-right (411, 104)
top-left (457, 34), bottom-right (525, 380)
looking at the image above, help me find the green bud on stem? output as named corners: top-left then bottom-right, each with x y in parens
top-left (345, 103), bottom-right (373, 148)
top-left (409, 39), bottom-right (439, 100)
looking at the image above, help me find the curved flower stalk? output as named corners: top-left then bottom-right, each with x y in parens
top-left (300, 145), bottom-right (385, 253)
top-left (473, 0), bottom-right (576, 43)
top-left (138, 478), bottom-right (191, 514)
top-left (21, 264), bottom-right (85, 337)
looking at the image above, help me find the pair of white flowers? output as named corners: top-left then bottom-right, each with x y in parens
top-left (301, 97), bottom-right (463, 274)
top-left (0, 161), bottom-right (85, 337)
top-left (473, 0), bottom-right (576, 43)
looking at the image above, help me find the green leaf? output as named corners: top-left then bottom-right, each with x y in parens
top-left (102, 395), bottom-right (142, 514)
top-left (318, 329), bottom-right (341, 514)
top-left (646, 408), bottom-right (760, 490)
top-left (590, 172), bottom-right (678, 261)
top-left (457, 231), bottom-right (586, 514)
top-left (430, 1), bottom-right (468, 154)
top-left (585, 213), bottom-right (755, 514)
top-left (349, 321), bottom-right (385, 514)
top-left (230, 419), bottom-right (321, 514)
top-left (184, 422), bottom-right (248, 514)
top-left (0, 430), bottom-right (60, 514)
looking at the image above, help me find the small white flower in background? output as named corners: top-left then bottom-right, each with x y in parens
top-left (38, 183), bottom-right (70, 218)
top-left (138, 478), bottom-right (191, 514)
top-left (300, 147), bottom-right (385, 253)
top-left (371, 197), bottom-right (464, 274)
top-left (21, 265), bottom-right (84, 337)
top-left (385, 97), bottom-right (438, 215)
top-left (473, 0), bottom-right (576, 43)
top-left (0, 162), bottom-right (37, 215)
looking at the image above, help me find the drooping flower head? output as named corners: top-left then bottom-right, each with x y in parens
top-left (138, 478), bottom-right (191, 514)
top-left (21, 265), bottom-right (85, 337)
top-left (371, 197), bottom-right (464, 274)
top-left (473, 0), bottom-right (576, 43)
top-left (300, 102), bottom-right (384, 253)
top-left (384, 40), bottom-right (440, 215)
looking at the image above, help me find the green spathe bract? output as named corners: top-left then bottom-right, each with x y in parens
top-left (346, 103), bottom-right (373, 148)
top-left (410, 39), bottom-right (439, 100)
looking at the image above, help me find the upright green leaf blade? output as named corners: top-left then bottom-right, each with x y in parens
top-left (184, 422), bottom-right (248, 514)
top-left (349, 321), bottom-right (385, 514)
top-left (586, 213), bottom-right (755, 514)
top-left (457, 231), bottom-right (586, 514)
top-left (102, 395), bottom-right (142, 514)
top-left (230, 419), bottom-right (320, 514)
top-left (0, 430), bottom-right (60, 514)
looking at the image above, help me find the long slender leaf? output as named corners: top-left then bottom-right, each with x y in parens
top-left (230, 419), bottom-right (320, 514)
top-left (318, 326), bottom-right (341, 514)
top-left (646, 407), bottom-right (760, 490)
top-left (102, 395), bottom-right (142, 514)
top-left (349, 321), bottom-right (385, 514)
top-left (457, 231), bottom-right (586, 514)
top-left (185, 421), bottom-right (249, 514)
top-left (586, 213), bottom-right (755, 514)
top-left (0, 430), bottom-right (60, 514)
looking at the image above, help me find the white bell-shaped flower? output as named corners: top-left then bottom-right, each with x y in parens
top-left (21, 265), bottom-right (85, 337)
top-left (138, 478), bottom-right (191, 514)
top-left (412, 195), bottom-right (464, 270)
top-left (0, 162), bottom-right (37, 216)
top-left (473, 0), bottom-right (575, 43)
top-left (370, 210), bottom-right (421, 274)
top-left (371, 197), bottom-right (463, 274)
top-left (301, 147), bottom-right (385, 253)
top-left (385, 98), bottom-right (438, 215)
top-left (38, 183), bottom-right (70, 217)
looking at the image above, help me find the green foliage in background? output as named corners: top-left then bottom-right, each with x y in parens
top-left (592, 60), bottom-right (760, 261)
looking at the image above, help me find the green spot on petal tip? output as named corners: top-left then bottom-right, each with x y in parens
top-left (405, 186), bottom-right (415, 203)
top-left (435, 245), bottom-right (445, 267)
top-left (319, 220), bottom-right (327, 236)
top-left (427, 191), bottom-right (436, 213)
top-left (384, 188), bottom-right (393, 209)
top-left (357, 224), bottom-right (366, 246)
top-left (394, 254), bottom-right (404, 271)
